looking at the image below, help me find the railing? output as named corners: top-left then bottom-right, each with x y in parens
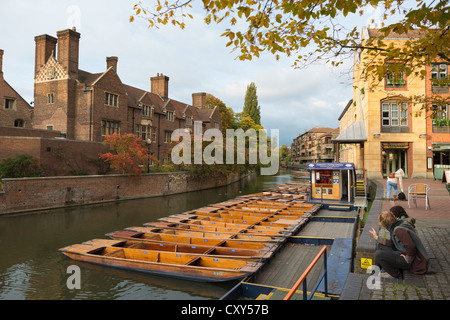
top-left (283, 245), bottom-right (328, 300)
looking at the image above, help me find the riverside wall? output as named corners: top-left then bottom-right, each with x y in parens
top-left (0, 171), bottom-right (249, 215)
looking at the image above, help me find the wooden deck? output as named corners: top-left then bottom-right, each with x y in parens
top-left (250, 243), bottom-right (329, 293)
top-left (297, 220), bottom-right (355, 239)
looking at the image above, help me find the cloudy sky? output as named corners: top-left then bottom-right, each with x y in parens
top-left (0, 0), bottom-right (381, 146)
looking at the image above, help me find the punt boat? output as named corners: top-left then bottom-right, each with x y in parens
top-left (143, 221), bottom-right (287, 236)
top-left (154, 218), bottom-right (295, 233)
top-left (59, 243), bottom-right (263, 282)
top-left (82, 239), bottom-right (271, 261)
top-left (106, 229), bottom-right (277, 252)
top-left (125, 226), bottom-right (285, 243)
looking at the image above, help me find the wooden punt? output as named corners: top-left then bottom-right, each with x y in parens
top-left (126, 226), bottom-right (284, 243)
top-left (59, 243), bottom-right (262, 282)
top-left (143, 221), bottom-right (287, 236)
top-left (82, 238), bottom-right (271, 261)
top-left (156, 217), bottom-right (294, 233)
top-left (159, 216), bottom-right (298, 231)
top-left (106, 230), bottom-right (277, 252)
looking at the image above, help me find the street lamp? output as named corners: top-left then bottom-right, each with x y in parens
top-left (146, 138), bottom-right (152, 173)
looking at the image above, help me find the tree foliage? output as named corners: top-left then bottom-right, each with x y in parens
top-left (243, 82), bottom-right (261, 125)
top-left (0, 154), bottom-right (43, 179)
top-left (131, 1), bottom-right (448, 68)
top-left (205, 94), bottom-right (237, 132)
top-left (99, 133), bottom-right (152, 177)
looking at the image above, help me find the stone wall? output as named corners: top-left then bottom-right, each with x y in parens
top-left (354, 179), bottom-right (383, 274)
top-left (0, 171), bottom-right (247, 215)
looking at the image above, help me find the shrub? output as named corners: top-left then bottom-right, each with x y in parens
top-left (0, 154), bottom-right (43, 179)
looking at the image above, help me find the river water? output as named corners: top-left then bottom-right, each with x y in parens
top-left (0, 170), bottom-right (292, 300)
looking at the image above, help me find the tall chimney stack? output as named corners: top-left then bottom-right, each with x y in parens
top-left (34, 34), bottom-right (57, 76)
top-left (106, 56), bottom-right (118, 73)
top-left (56, 28), bottom-right (80, 78)
top-left (151, 73), bottom-right (169, 99)
top-left (192, 92), bottom-right (207, 109)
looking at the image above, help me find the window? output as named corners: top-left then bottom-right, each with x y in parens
top-left (431, 64), bottom-right (449, 86)
top-left (14, 119), bottom-right (24, 127)
top-left (166, 111), bottom-right (174, 121)
top-left (142, 105), bottom-right (153, 117)
top-left (104, 92), bottom-right (118, 107)
top-left (164, 130), bottom-right (172, 143)
top-left (386, 71), bottom-right (406, 88)
top-left (185, 116), bottom-right (193, 126)
top-left (381, 100), bottom-right (409, 133)
top-left (48, 93), bottom-right (54, 104)
top-left (47, 125), bottom-right (53, 131)
top-left (101, 120), bottom-right (120, 136)
top-left (4, 98), bottom-right (15, 109)
top-left (432, 104), bottom-right (449, 120)
top-left (385, 63), bottom-right (406, 88)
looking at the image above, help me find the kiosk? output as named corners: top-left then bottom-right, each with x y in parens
top-left (307, 162), bottom-right (356, 204)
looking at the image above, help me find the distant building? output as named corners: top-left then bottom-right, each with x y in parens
top-left (291, 127), bottom-right (339, 164)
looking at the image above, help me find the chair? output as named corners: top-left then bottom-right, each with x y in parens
top-left (408, 184), bottom-right (431, 210)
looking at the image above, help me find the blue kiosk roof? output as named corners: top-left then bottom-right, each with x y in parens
top-left (307, 163), bottom-right (354, 170)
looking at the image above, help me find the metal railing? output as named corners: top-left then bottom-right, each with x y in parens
top-left (283, 245), bottom-right (328, 300)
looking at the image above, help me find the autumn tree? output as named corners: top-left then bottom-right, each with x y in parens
top-left (99, 133), bottom-right (151, 177)
top-left (131, 0), bottom-right (449, 91)
top-left (243, 82), bottom-right (261, 125)
top-left (205, 94), bottom-right (237, 132)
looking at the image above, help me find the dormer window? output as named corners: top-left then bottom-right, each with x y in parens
top-left (166, 111), bottom-right (174, 121)
top-left (142, 105), bottom-right (153, 117)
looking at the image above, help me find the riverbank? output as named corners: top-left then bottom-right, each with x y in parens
top-left (0, 171), bottom-right (254, 215)
top-left (342, 178), bottom-right (450, 300)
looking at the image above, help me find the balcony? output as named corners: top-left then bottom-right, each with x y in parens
top-left (432, 119), bottom-right (450, 133)
top-left (431, 77), bottom-right (450, 94)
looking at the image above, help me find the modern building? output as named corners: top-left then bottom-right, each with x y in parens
top-left (334, 27), bottom-right (449, 179)
top-left (291, 127), bottom-right (339, 164)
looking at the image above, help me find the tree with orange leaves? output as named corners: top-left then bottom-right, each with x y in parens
top-left (99, 133), bottom-right (152, 177)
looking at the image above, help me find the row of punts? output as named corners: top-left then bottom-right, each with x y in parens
top-left (59, 184), bottom-right (321, 282)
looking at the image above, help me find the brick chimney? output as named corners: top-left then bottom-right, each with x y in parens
top-left (34, 34), bottom-right (57, 76)
top-left (151, 73), bottom-right (169, 99)
top-left (106, 56), bottom-right (118, 73)
top-left (192, 92), bottom-right (207, 109)
top-left (0, 49), bottom-right (3, 80)
top-left (56, 28), bottom-right (80, 78)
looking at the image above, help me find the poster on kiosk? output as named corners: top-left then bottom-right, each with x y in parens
top-left (307, 163), bottom-right (355, 203)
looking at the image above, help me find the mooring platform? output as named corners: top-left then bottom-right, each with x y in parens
top-left (221, 207), bottom-right (358, 300)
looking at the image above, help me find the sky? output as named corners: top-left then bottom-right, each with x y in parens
top-left (0, 0), bottom-right (384, 146)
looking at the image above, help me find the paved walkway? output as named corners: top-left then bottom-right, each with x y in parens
top-left (341, 178), bottom-right (450, 300)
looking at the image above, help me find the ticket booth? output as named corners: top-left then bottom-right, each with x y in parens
top-left (307, 162), bottom-right (356, 203)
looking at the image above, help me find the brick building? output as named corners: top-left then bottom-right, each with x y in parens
top-left (290, 127), bottom-right (339, 164)
top-left (0, 28), bottom-right (222, 176)
top-left (335, 27), bottom-right (450, 179)
top-left (31, 28), bottom-right (222, 165)
top-left (0, 49), bottom-right (33, 128)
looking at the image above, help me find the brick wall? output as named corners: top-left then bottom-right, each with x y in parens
top-left (0, 171), bottom-right (247, 214)
top-left (0, 135), bottom-right (108, 176)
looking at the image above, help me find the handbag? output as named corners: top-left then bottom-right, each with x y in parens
top-left (397, 192), bottom-right (406, 201)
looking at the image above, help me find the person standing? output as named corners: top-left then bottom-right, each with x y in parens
top-left (386, 172), bottom-right (398, 199)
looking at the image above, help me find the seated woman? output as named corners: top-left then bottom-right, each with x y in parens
top-left (369, 211), bottom-right (430, 279)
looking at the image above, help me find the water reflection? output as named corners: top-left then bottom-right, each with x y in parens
top-left (0, 170), bottom-right (292, 300)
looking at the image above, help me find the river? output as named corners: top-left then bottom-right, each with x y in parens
top-left (0, 170), bottom-right (292, 300)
